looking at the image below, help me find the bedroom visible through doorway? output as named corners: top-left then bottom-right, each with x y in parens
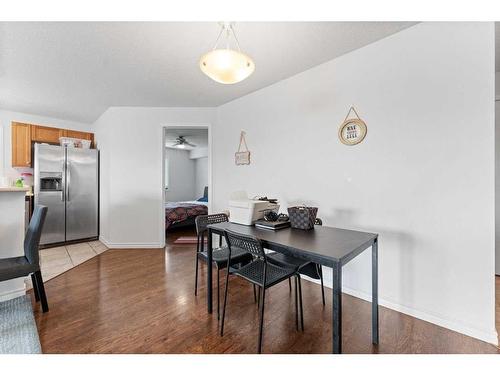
top-left (163, 127), bottom-right (209, 239)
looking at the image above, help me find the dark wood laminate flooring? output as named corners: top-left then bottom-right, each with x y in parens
top-left (31, 229), bottom-right (500, 354)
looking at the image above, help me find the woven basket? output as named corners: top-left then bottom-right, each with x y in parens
top-left (287, 206), bottom-right (318, 230)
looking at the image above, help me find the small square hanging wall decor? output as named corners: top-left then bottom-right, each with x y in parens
top-left (235, 130), bottom-right (251, 165)
top-left (338, 106), bottom-right (367, 146)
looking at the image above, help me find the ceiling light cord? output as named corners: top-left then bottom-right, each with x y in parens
top-left (212, 26), bottom-right (225, 50)
top-left (229, 24), bottom-right (242, 52)
top-left (211, 23), bottom-right (241, 52)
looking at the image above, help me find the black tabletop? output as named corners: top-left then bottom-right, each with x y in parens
top-left (208, 222), bottom-right (378, 266)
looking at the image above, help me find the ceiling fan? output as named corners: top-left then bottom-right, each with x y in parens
top-left (172, 136), bottom-right (196, 149)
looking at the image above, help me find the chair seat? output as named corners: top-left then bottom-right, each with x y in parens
top-left (231, 259), bottom-right (296, 288)
top-left (198, 246), bottom-right (253, 268)
top-left (267, 252), bottom-right (321, 280)
top-left (0, 256), bottom-right (38, 283)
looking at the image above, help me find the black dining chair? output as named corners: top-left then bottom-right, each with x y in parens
top-left (266, 218), bottom-right (326, 330)
top-left (220, 229), bottom-right (299, 354)
top-left (0, 205), bottom-right (49, 312)
top-left (194, 213), bottom-right (254, 319)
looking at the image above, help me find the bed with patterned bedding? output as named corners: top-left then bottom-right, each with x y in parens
top-left (165, 201), bottom-right (208, 229)
top-left (165, 186), bottom-right (208, 230)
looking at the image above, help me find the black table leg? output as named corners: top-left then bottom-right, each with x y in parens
top-left (207, 228), bottom-right (213, 314)
top-left (372, 238), bottom-right (379, 345)
top-left (332, 261), bottom-right (342, 354)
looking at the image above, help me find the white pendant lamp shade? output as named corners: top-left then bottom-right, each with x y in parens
top-left (200, 49), bottom-right (255, 84)
top-left (200, 23), bottom-right (255, 84)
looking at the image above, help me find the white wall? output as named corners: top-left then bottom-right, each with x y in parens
top-left (0, 109), bottom-right (92, 183)
top-left (194, 157), bottom-right (208, 198)
top-left (190, 146), bottom-right (208, 159)
top-left (165, 148), bottom-right (196, 202)
top-left (496, 99), bottom-right (500, 275)
top-left (497, 72), bottom-right (500, 275)
top-left (213, 23), bottom-right (497, 344)
top-left (94, 107), bottom-right (215, 248)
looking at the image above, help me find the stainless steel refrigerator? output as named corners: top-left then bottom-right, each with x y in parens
top-left (34, 143), bottom-right (98, 246)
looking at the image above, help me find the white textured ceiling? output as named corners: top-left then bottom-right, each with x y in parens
top-left (0, 22), bottom-right (417, 123)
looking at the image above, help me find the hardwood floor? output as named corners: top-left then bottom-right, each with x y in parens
top-left (31, 228), bottom-right (500, 354)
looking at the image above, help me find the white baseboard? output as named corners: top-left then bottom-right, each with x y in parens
top-left (0, 286), bottom-right (26, 302)
top-left (303, 275), bottom-right (499, 347)
top-left (99, 237), bottom-right (162, 249)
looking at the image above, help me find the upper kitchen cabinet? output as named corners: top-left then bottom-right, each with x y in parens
top-left (64, 129), bottom-right (94, 146)
top-left (11, 122), bottom-right (32, 167)
top-left (10, 122), bottom-right (95, 169)
top-left (32, 125), bottom-right (65, 144)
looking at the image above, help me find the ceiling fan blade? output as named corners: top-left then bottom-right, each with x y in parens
top-left (170, 136), bottom-right (196, 148)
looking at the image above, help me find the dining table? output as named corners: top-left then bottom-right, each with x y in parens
top-left (206, 221), bottom-right (379, 354)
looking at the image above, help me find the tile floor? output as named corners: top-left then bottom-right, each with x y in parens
top-left (25, 241), bottom-right (108, 289)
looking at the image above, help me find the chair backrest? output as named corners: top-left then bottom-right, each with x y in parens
top-left (195, 213), bottom-right (228, 235)
top-left (24, 205), bottom-right (48, 266)
top-left (224, 229), bottom-right (265, 260)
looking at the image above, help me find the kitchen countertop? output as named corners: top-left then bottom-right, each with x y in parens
top-left (0, 187), bottom-right (30, 192)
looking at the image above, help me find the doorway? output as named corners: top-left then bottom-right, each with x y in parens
top-left (162, 125), bottom-right (211, 244)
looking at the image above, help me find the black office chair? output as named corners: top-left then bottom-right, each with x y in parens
top-left (220, 229), bottom-right (299, 354)
top-left (194, 213), bottom-right (253, 319)
top-left (266, 218), bottom-right (326, 330)
top-left (0, 205), bottom-right (49, 312)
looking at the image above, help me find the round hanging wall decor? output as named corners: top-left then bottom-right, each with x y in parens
top-left (338, 106), bottom-right (367, 146)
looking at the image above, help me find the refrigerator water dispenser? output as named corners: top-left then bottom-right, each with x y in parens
top-left (39, 172), bottom-right (63, 191)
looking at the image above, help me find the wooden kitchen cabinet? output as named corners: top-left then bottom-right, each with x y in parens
top-left (11, 122), bottom-right (32, 167)
top-left (11, 122), bottom-right (95, 169)
top-left (64, 129), bottom-right (91, 140)
top-left (64, 129), bottom-right (94, 145)
top-left (32, 125), bottom-right (65, 143)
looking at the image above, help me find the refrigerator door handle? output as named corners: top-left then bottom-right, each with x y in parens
top-left (66, 160), bottom-right (70, 201)
top-left (61, 160), bottom-right (66, 201)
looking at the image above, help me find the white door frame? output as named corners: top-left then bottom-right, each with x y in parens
top-left (160, 123), bottom-right (212, 247)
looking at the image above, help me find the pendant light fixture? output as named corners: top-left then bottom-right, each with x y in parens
top-left (199, 22), bottom-right (255, 84)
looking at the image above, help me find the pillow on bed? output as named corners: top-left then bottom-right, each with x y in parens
top-left (197, 196), bottom-right (208, 202)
